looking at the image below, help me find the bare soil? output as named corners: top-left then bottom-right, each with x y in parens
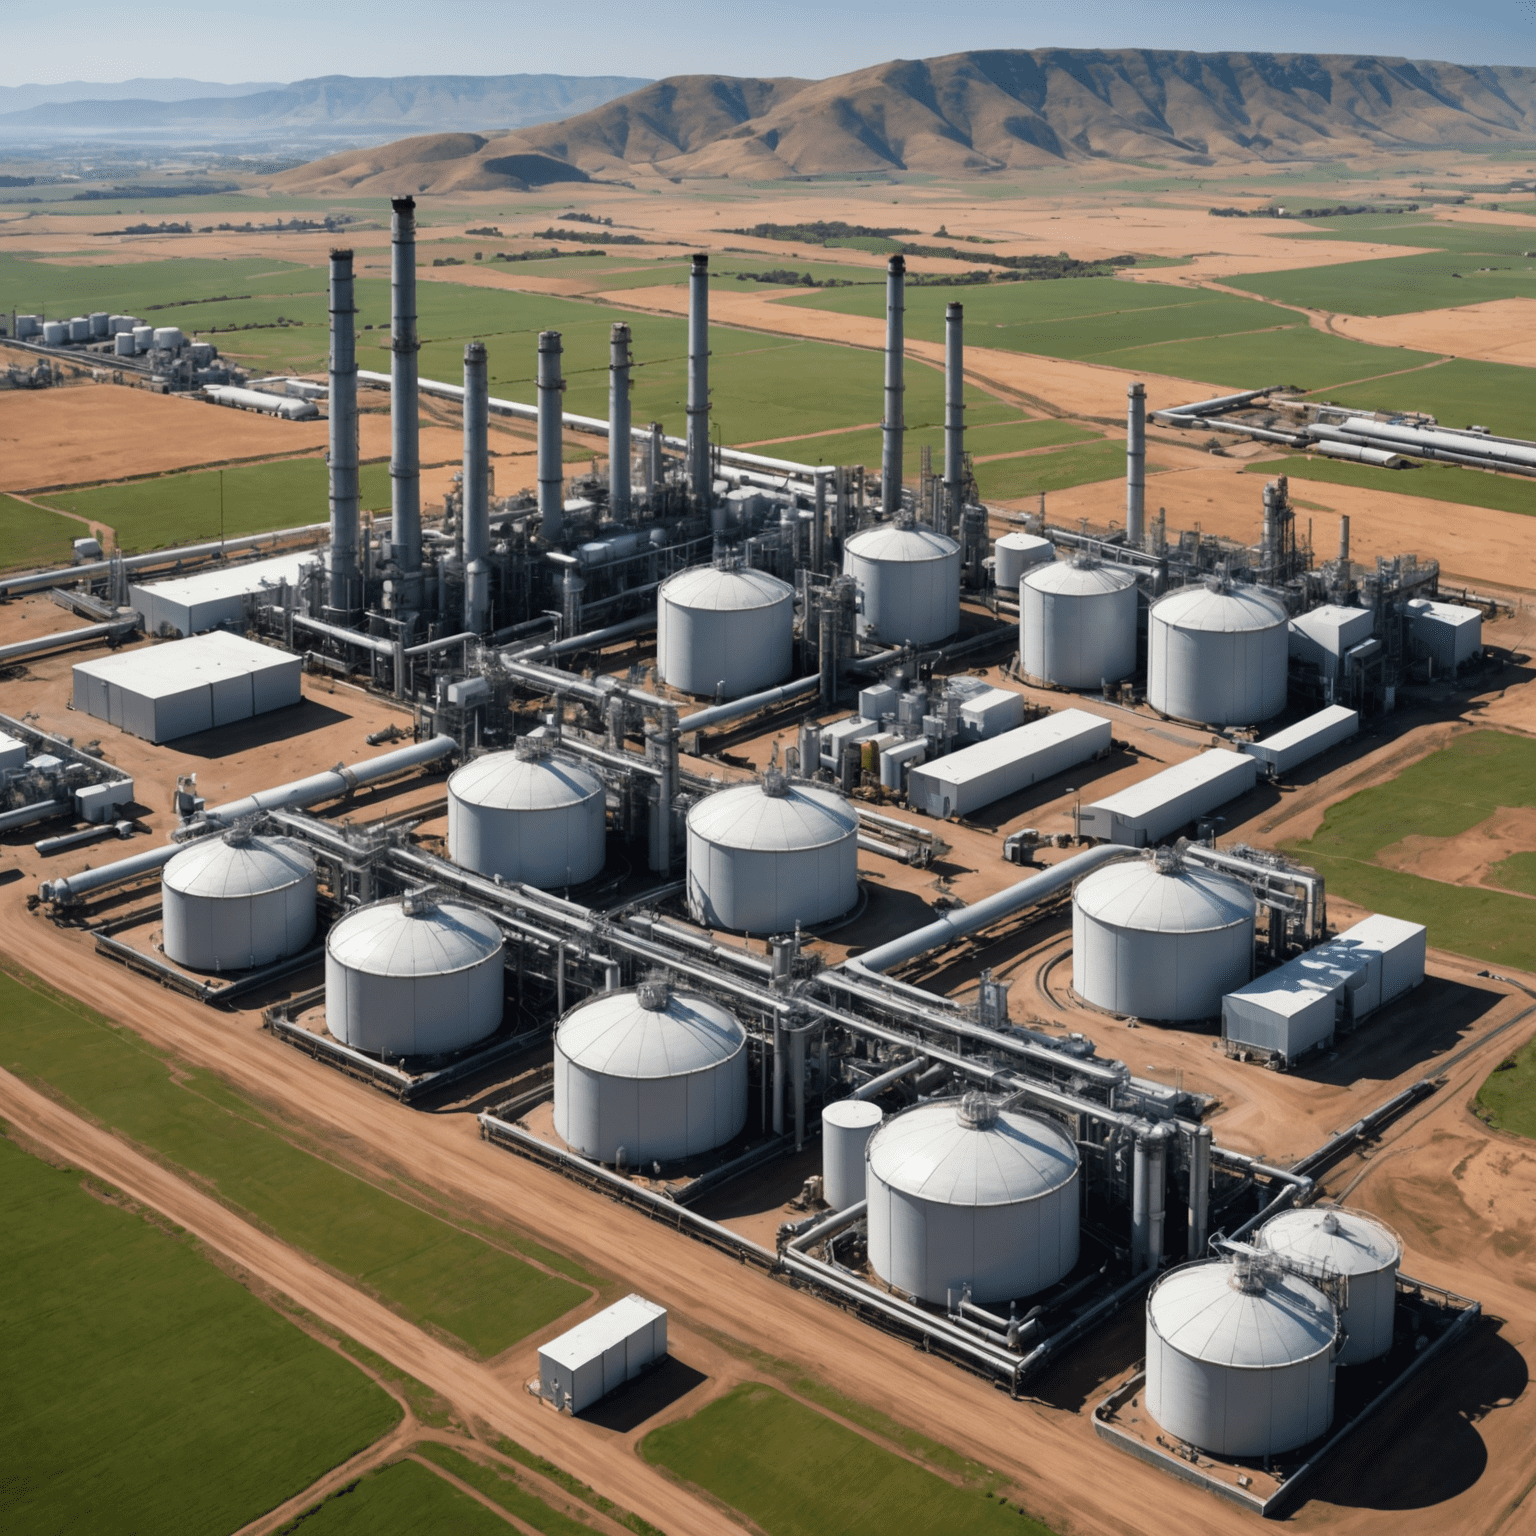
top-left (1377, 805), bottom-right (1536, 897)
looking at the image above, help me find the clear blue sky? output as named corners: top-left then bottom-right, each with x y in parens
top-left (4, 0), bottom-right (1533, 86)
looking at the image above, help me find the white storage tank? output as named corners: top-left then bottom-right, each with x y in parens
top-left (325, 890), bottom-right (504, 1057)
top-left (687, 767), bottom-right (858, 933)
top-left (448, 739), bottom-right (606, 890)
top-left (161, 827), bottom-right (316, 972)
top-left (993, 532), bottom-right (1054, 589)
top-left (1146, 1253), bottom-right (1336, 1457)
top-left (866, 1093), bottom-right (1079, 1306)
top-left (1073, 849), bottom-right (1256, 1021)
top-left (1148, 578), bottom-right (1289, 726)
top-left (114, 332), bottom-right (136, 358)
top-left (843, 523), bottom-right (960, 645)
top-left (132, 325), bottom-right (154, 352)
top-left (1259, 1207), bottom-right (1400, 1365)
top-left (657, 559), bottom-right (794, 699)
top-left (152, 326), bottom-right (185, 351)
top-left (822, 1098), bottom-right (883, 1210)
top-left (1021, 556), bottom-right (1138, 690)
top-left (67, 316), bottom-right (90, 341)
top-left (42, 321), bottom-right (67, 346)
top-left (89, 311), bottom-right (110, 337)
top-left (554, 978), bottom-right (747, 1164)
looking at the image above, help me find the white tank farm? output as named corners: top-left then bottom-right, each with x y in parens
top-left (325, 891), bottom-right (504, 1057)
top-left (1146, 1254), bottom-right (1336, 1457)
top-left (1073, 850), bottom-right (1256, 1021)
top-left (993, 532), bottom-right (1054, 589)
top-left (448, 740), bottom-right (606, 890)
top-left (866, 1094), bottom-right (1079, 1306)
top-left (657, 561), bottom-right (794, 698)
top-left (822, 1099), bottom-right (883, 1211)
top-left (1260, 1207), bottom-right (1400, 1365)
top-left (1021, 556), bottom-right (1138, 690)
top-left (1148, 578), bottom-right (1289, 726)
top-left (162, 828), bottom-right (316, 971)
top-left (687, 768), bottom-right (858, 933)
top-left (843, 523), bottom-right (960, 645)
top-left (554, 979), bottom-right (748, 1164)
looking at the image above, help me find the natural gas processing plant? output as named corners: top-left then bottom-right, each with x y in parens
top-left (2, 195), bottom-right (1506, 1518)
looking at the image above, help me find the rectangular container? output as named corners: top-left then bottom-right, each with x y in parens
top-left (1335, 914), bottom-right (1426, 1005)
top-left (75, 779), bottom-right (135, 823)
top-left (132, 551), bottom-right (312, 637)
top-left (1079, 749), bottom-right (1257, 847)
top-left (1242, 706), bottom-right (1359, 776)
top-left (538, 1295), bottom-right (667, 1414)
top-left (957, 687), bottom-right (1026, 744)
top-left (879, 737), bottom-right (926, 791)
top-left (1289, 605), bottom-right (1374, 681)
top-left (1222, 963), bottom-right (1341, 1064)
top-left (820, 715), bottom-right (880, 769)
top-left (858, 682), bottom-right (899, 723)
top-left (0, 732), bottom-right (26, 773)
top-left (1408, 601), bottom-right (1482, 671)
top-left (906, 708), bottom-right (1110, 819)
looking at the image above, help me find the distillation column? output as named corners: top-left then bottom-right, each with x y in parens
top-left (389, 196), bottom-right (422, 613)
top-left (610, 322), bottom-right (632, 517)
top-left (326, 247), bottom-right (360, 617)
top-left (882, 255), bottom-right (905, 516)
top-left (1126, 381), bottom-right (1146, 549)
top-left (687, 255), bottom-right (710, 502)
top-left (462, 341), bottom-right (490, 634)
top-left (943, 300), bottom-right (964, 533)
top-left (538, 330), bottom-right (565, 543)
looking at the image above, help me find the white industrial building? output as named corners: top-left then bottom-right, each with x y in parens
top-left (72, 631), bottom-right (302, 743)
top-left (1242, 706), bottom-right (1359, 776)
top-left (1407, 599), bottom-right (1482, 672)
top-left (132, 552), bottom-right (313, 636)
top-left (1078, 750), bottom-right (1258, 847)
top-left (1289, 604), bottom-right (1375, 684)
top-left (538, 1294), bottom-right (668, 1414)
top-left (992, 531), bottom-right (1054, 589)
top-left (907, 708), bottom-right (1111, 819)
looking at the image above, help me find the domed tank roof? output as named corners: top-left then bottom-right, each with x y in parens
top-left (1153, 579), bottom-right (1288, 633)
top-left (866, 1094), bottom-right (1078, 1208)
top-left (1148, 1256), bottom-right (1336, 1368)
top-left (845, 524), bottom-right (960, 564)
top-left (1074, 852), bottom-right (1257, 933)
top-left (327, 893), bottom-right (503, 977)
top-left (687, 775), bottom-right (858, 852)
top-left (557, 980), bottom-right (745, 1078)
top-left (449, 744), bottom-right (603, 811)
top-left (661, 563), bottom-right (793, 612)
top-left (823, 1099), bottom-right (884, 1131)
top-left (1023, 555), bottom-right (1137, 596)
top-left (1259, 1207), bottom-right (1401, 1276)
top-left (996, 531), bottom-right (1052, 554)
top-left (164, 829), bottom-right (314, 899)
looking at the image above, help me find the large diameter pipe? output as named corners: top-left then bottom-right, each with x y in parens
top-left (609, 323), bottom-right (632, 517)
top-left (673, 675), bottom-right (821, 735)
top-left (686, 254), bottom-right (710, 501)
top-left (1126, 382), bottom-right (1146, 548)
top-left (462, 340), bottom-right (490, 634)
top-left (389, 196), bottom-right (422, 603)
top-left (326, 248), bottom-right (360, 616)
top-left (0, 619), bottom-right (137, 665)
top-left (537, 331), bottom-right (565, 541)
top-left (943, 301), bottom-right (964, 530)
top-left (882, 255), bottom-right (905, 515)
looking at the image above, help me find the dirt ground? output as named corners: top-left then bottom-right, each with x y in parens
top-left (1377, 805), bottom-right (1536, 896)
top-left (1330, 297), bottom-right (1536, 367)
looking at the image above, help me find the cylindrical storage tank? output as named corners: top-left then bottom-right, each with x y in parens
top-left (843, 523), bottom-right (960, 645)
top-left (822, 1099), bottom-right (883, 1211)
top-left (114, 332), bottom-right (136, 357)
top-left (1259, 1207), bottom-right (1400, 1365)
top-left (325, 891), bottom-right (504, 1057)
top-left (42, 321), bottom-right (66, 345)
top-left (993, 531), bottom-right (1054, 589)
top-left (67, 317), bottom-right (90, 341)
top-left (866, 1094), bottom-right (1079, 1306)
top-left (108, 315), bottom-right (131, 334)
top-left (1146, 1255), bottom-right (1336, 1456)
top-left (1072, 850), bottom-right (1255, 1021)
top-left (161, 829), bottom-right (316, 971)
top-left (17, 315), bottom-right (41, 338)
top-left (1021, 555), bottom-right (1138, 689)
top-left (554, 978), bottom-right (747, 1164)
top-left (132, 325), bottom-right (154, 352)
top-left (687, 770), bottom-right (858, 932)
top-left (657, 561), bottom-right (794, 698)
top-left (1148, 579), bottom-right (1289, 726)
top-left (447, 741), bottom-right (606, 890)
top-left (153, 326), bottom-right (184, 351)
top-left (89, 312), bottom-right (110, 337)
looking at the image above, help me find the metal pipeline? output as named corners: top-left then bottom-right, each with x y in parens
top-left (882, 255), bottom-right (905, 515)
top-left (288, 612), bottom-right (395, 657)
top-left (1182, 842), bottom-right (1325, 945)
top-left (0, 619), bottom-right (138, 664)
top-left (537, 330), bottom-right (565, 541)
top-left (1126, 382), bottom-right (1145, 548)
top-left (687, 254), bottom-right (710, 500)
top-left (36, 820), bottom-right (134, 855)
top-left (326, 247), bottom-right (360, 616)
top-left (609, 322), bottom-right (632, 517)
top-left (0, 798), bottom-right (72, 832)
top-left (462, 340), bottom-right (490, 634)
top-left (943, 301), bottom-right (963, 529)
top-left (389, 196), bottom-right (422, 604)
top-left (850, 1056), bottom-right (928, 1100)
top-left (674, 675), bottom-right (821, 735)
top-left (516, 612), bottom-right (656, 662)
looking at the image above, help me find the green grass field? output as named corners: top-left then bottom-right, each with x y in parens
top-left (412, 1445), bottom-right (592, 1535)
top-left (0, 1131), bottom-right (401, 1533)
top-left (641, 1383), bottom-right (1052, 1536)
top-left (1315, 358), bottom-right (1536, 440)
top-left (1282, 216), bottom-right (1536, 257)
top-left (1491, 851), bottom-right (1536, 896)
top-left (760, 416), bottom-right (1097, 470)
top-left (0, 962), bottom-right (590, 1355)
top-left (1244, 455), bottom-right (1536, 518)
top-left (975, 440), bottom-right (1139, 500)
top-left (279, 1457), bottom-right (513, 1534)
top-left (0, 493), bottom-right (82, 569)
top-left (1285, 730), bottom-right (1536, 971)
top-left (1229, 249), bottom-right (1536, 318)
top-left (1475, 1037), bottom-right (1536, 1141)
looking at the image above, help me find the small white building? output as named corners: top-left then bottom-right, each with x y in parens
top-left (1242, 706), bottom-right (1359, 776)
top-left (956, 687), bottom-right (1026, 745)
top-left (1288, 605), bottom-right (1374, 683)
top-left (1078, 750), bottom-right (1257, 847)
top-left (538, 1295), bottom-right (668, 1414)
top-left (132, 552), bottom-right (313, 637)
top-left (1407, 600), bottom-right (1482, 672)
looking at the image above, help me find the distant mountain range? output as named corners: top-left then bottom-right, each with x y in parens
top-left (272, 50), bottom-right (1536, 192)
top-left (0, 79), bottom-right (285, 113)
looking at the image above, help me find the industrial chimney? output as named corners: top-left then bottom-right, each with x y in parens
top-left (326, 248), bottom-right (360, 617)
top-left (943, 301), bottom-right (964, 533)
top-left (610, 322), bottom-right (632, 518)
top-left (462, 341), bottom-right (490, 633)
top-left (882, 255), bottom-right (905, 517)
top-left (538, 330), bottom-right (564, 542)
top-left (687, 255), bottom-right (710, 502)
top-left (389, 197), bottom-right (422, 612)
top-left (1126, 382), bottom-right (1146, 548)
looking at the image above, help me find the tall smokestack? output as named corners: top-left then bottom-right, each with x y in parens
top-left (687, 254), bottom-right (710, 501)
top-left (882, 255), bottom-right (905, 517)
top-left (326, 248), bottom-right (360, 616)
top-left (1126, 382), bottom-right (1146, 548)
top-left (1338, 514), bottom-right (1350, 564)
top-left (538, 330), bottom-right (564, 542)
top-left (389, 197), bottom-right (421, 609)
top-left (609, 322), bottom-right (632, 518)
top-left (462, 341), bottom-right (490, 634)
top-left (943, 301), bottom-right (964, 532)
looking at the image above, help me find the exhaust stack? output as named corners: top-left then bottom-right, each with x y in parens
top-left (462, 341), bottom-right (490, 634)
top-left (389, 197), bottom-right (421, 608)
top-left (882, 255), bottom-right (905, 516)
top-left (610, 322), bottom-right (632, 517)
top-left (943, 301), bottom-right (964, 532)
top-left (326, 248), bottom-right (360, 616)
top-left (538, 330), bottom-right (564, 542)
top-left (1338, 514), bottom-right (1350, 564)
top-left (687, 255), bottom-right (710, 501)
top-left (1126, 382), bottom-right (1146, 548)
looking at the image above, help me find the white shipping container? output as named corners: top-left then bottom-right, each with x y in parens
top-left (907, 708), bottom-right (1111, 819)
top-left (1222, 963), bottom-right (1342, 1063)
top-left (1243, 706), bottom-right (1359, 775)
top-left (1335, 914), bottom-right (1426, 1005)
top-left (1079, 750), bottom-right (1258, 847)
top-left (879, 737), bottom-right (926, 790)
top-left (957, 687), bottom-right (1026, 744)
top-left (132, 551), bottom-right (313, 636)
top-left (538, 1295), bottom-right (668, 1414)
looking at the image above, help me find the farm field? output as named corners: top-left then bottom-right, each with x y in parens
top-left (279, 1456), bottom-right (513, 1534)
top-left (976, 440), bottom-right (1141, 500)
top-left (0, 492), bottom-right (81, 569)
top-left (412, 1443), bottom-right (596, 1535)
top-left (759, 416), bottom-right (1097, 469)
top-left (1475, 1036), bottom-right (1536, 1140)
top-left (641, 1382), bottom-right (1052, 1536)
top-left (1316, 357), bottom-right (1536, 439)
top-left (0, 1130), bottom-right (400, 1533)
top-left (1230, 248), bottom-right (1536, 318)
top-left (0, 962), bottom-right (591, 1355)
top-left (1243, 455), bottom-right (1536, 519)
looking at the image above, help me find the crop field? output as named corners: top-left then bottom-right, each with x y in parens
top-left (0, 1131), bottom-right (400, 1533)
top-left (0, 962), bottom-right (592, 1354)
top-left (1316, 358), bottom-right (1535, 440)
top-left (1230, 249), bottom-right (1536, 318)
top-left (1475, 1036), bottom-right (1536, 1140)
top-left (0, 493), bottom-right (82, 568)
top-left (0, 252), bottom-right (320, 318)
top-left (974, 440), bottom-right (1141, 500)
top-left (1283, 215), bottom-right (1536, 256)
top-left (641, 1382), bottom-right (1051, 1536)
top-left (1285, 730), bottom-right (1536, 972)
top-left (280, 1457), bottom-right (513, 1534)
top-left (1244, 455), bottom-right (1536, 518)
top-left (38, 458), bottom-right (393, 552)
top-left (412, 1444), bottom-right (594, 1534)
top-left (758, 415), bottom-right (1097, 469)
